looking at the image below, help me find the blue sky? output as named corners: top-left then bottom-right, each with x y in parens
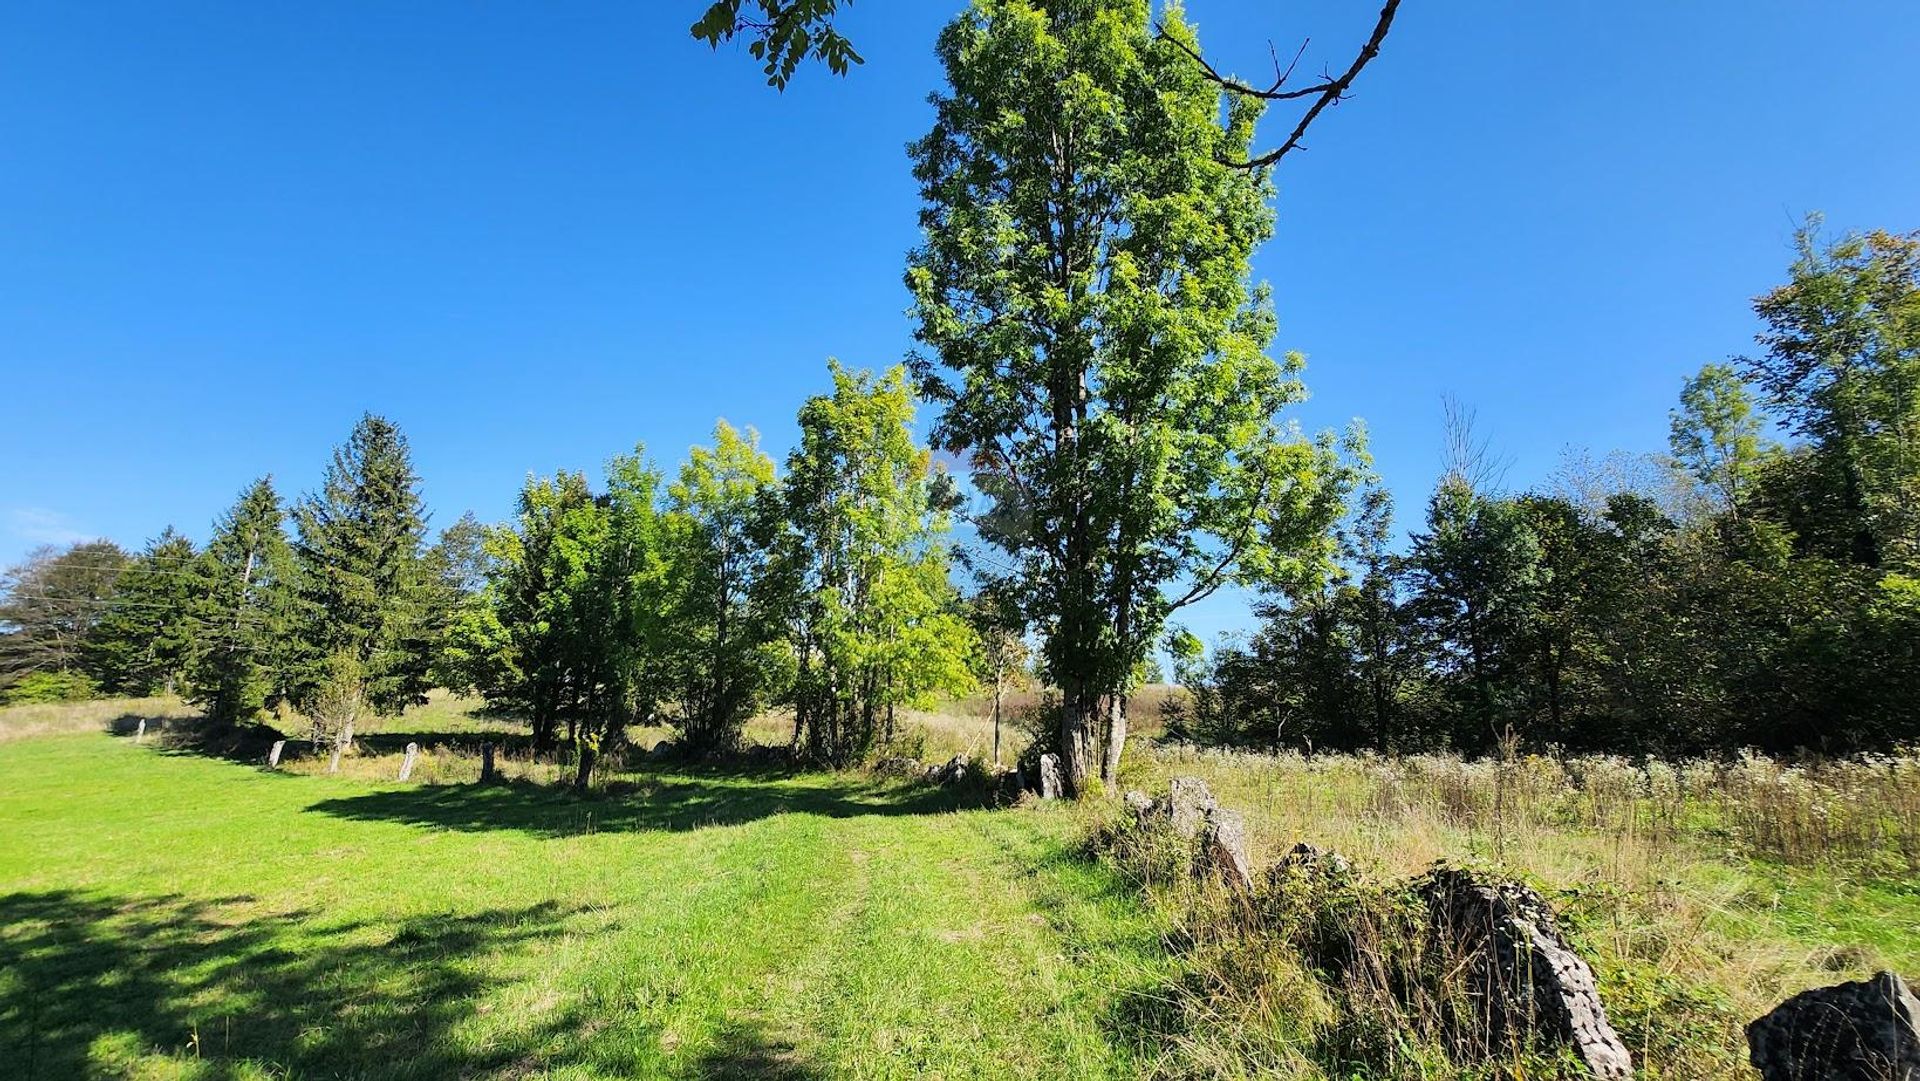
top-left (3, 1), bottom-right (1917, 647)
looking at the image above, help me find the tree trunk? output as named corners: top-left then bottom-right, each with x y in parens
top-left (329, 718), bottom-right (354, 774)
top-left (992, 680), bottom-right (1003, 768)
top-left (573, 741), bottom-right (597, 793)
top-left (1100, 692), bottom-right (1127, 788)
top-left (1058, 681), bottom-right (1096, 796)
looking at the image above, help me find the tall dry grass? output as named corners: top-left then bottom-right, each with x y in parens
top-left (1107, 741), bottom-right (1920, 1079)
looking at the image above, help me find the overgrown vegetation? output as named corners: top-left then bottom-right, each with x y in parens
top-left (1175, 225), bottom-right (1920, 758)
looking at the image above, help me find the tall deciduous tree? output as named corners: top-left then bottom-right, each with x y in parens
top-left (86, 528), bottom-right (200, 696)
top-left (0, 541), bottom-right (128, 691)
top-left (293, 414), bottom-right (441, 715)
top-left (1670, 363), bottom-right (1769, 517)
top-left (660, 422), bottom-right (785, 753)
top-left (906, 0), bottom-right (1358, 794)
top-left (775, 362), bottom-right (975, 766)
top-left (188, 478), bottom-right (296, 727)
top-left (1743, 221), bottom-right (1920, 570)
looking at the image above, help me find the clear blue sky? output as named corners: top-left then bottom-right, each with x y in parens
top-left (3, 2), bottom-right (1917, 647)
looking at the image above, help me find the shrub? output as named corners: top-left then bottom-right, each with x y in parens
top-left (2, 670), bottom-right (99, 705)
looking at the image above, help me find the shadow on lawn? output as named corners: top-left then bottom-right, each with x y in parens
top-left (305, 764), bottom-right (989, 837)
top-left (108, 714), bottom-right (536, 768)
top-left (0, 889), bottom-right (590, 1080)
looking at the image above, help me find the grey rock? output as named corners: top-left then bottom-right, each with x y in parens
top-left (479, 741), bottom-right (497, 783)
top-left (1123, 789), bottom-right (1156, 826)
top-left (268, 740), bottom-right (286, 768)
top-left (1200, 807), bottom-right (1254, 891)
top-left (1419, 867), bottom-right (1632, 1080)
top-left (871, 755), bottom-right (924, 779)
top-left (135, 718), bottom-right (146, 743)
top-left (1747, 970), bottom-right (1920, 1081)
top-left (929, 753), bottom-right (971, 785)
top-left (1037, 753), bottom-right (1063, 800)
top-left (1266, 842), bottom-right (1355, 891)
top-left (1167, 777), bottom-right (1217, 839)
top-left (647, 739), bottom-right (677, 761)
top-left (399, 741), bottom-right (420, 781)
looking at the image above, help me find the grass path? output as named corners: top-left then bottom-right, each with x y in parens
top-left (0, 732), bottom-right (1170, 1080)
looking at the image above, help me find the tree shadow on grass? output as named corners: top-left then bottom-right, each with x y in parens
top-left (0, 889), bottom-right (594, 1080)
top-left (692, 1018), bottom-right (825, 1080)
top-left (305, 765), bottom-right (992, 838)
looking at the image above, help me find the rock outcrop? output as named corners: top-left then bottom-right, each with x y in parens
top-left (1418, 867), bottom-right (1632, 1080)
top-left (1199, 806), bottom-right (1254, 891)
top-left (1747, 970), bottom-right (1920, 1081)
top-left (1037, 753), bottom-right (1063, 800)
top-left (1166, 777), bottom-right (1217, 839)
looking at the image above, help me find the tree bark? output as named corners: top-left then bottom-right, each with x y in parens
top-left (1100, 692), bottom-right (1127, 788)
top-left (1059, 681), bottom-right (1096, 796)
top-left (573, 742), bottom-right (597, 793)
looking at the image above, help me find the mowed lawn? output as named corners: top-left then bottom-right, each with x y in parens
top-left (0, 728), bottom-right (1169, 1080)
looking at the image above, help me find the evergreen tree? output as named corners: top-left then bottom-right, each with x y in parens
top-left (85, 528), bottom-right (199, 696)
top-left (292, 413), bottom-right (439, 715)
top-left (188, 478), bottom-right (296, 727)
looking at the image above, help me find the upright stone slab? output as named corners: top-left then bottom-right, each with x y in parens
top-left (1199, 807), bottom-right (1254, 891)
top-left (1419, 867), bottom-right (1633, 1080)
top-left (1747, 971), bottom-right (1920, 1081)
top-left (1123, 790), bottom-right (1156, 827)
top-left (479, 742), bottom-right (497, 783)
top-left (1167, 777), bottom-right (1217, 839)
top-left (268, 740), bottom-right (286, 768)
top-left (135, 718), bottom-right (146, 743)
top-left (399, 742), bottom-right (420, 781)
top-left (1037, 753), bottom-right (1063, 800)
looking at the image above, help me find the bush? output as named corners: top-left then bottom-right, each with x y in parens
top-left (2, 670), bottom-right (100, 705)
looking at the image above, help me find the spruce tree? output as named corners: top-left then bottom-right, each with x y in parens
top-left (86, 527), bottom-right (200, 696)
top-left (188, 478), bottom-right (296, 726)
top-left (293, 413), bottom-right (439, 715)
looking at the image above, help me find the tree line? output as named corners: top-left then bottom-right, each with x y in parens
top-left (1175, 223), bottom-right (1920, 758)
top-left (14, 2), bottom-right (1908, 782)
top-left (0, 417), bottom-right (462, 739)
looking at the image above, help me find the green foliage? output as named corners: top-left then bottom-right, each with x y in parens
top-left (0, 669), bottom-right (100, 704)
top-left (689, 0), bottom-right (863, 88)
top-left (1743, 220), bottom-right (1920, 569)
top-left (660, 422), bottom-right (785, 753)
top-left (84, 527), bottom-right (200, 696)
top-left (774, 362), bottom-right (977, 765)
top-left (187, 477), bottom-right (298, 727)
top-left (1670, 362), bottom-right (1768, 514)
top-left (906, 0), bottom-right (1356, 793)
top-left (292, 414), bottom-right (443, 716)
top-left (0, 540), bottom-right (129, 690)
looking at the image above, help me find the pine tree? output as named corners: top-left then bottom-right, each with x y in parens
top-left (292, 413), bottom-right (439, 715)
top-left (85, 527), bottom-right (200, 696)
top-left (188, 478), bottom-right (296, 726)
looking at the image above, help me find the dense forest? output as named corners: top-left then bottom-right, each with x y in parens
top-left (1174, 225), bottom-right (1920, 758)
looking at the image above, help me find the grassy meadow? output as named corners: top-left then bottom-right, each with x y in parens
top-left (2, 693), bottom-right (1916, 1079)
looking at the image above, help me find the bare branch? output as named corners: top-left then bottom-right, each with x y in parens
top-left (1161, 0), bottom-right (1400, 171)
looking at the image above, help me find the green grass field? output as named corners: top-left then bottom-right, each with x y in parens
top-left (0, 713), bottom-right (1171, 1080)
top-left (5, 698), bottom-right (1917, 1079)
